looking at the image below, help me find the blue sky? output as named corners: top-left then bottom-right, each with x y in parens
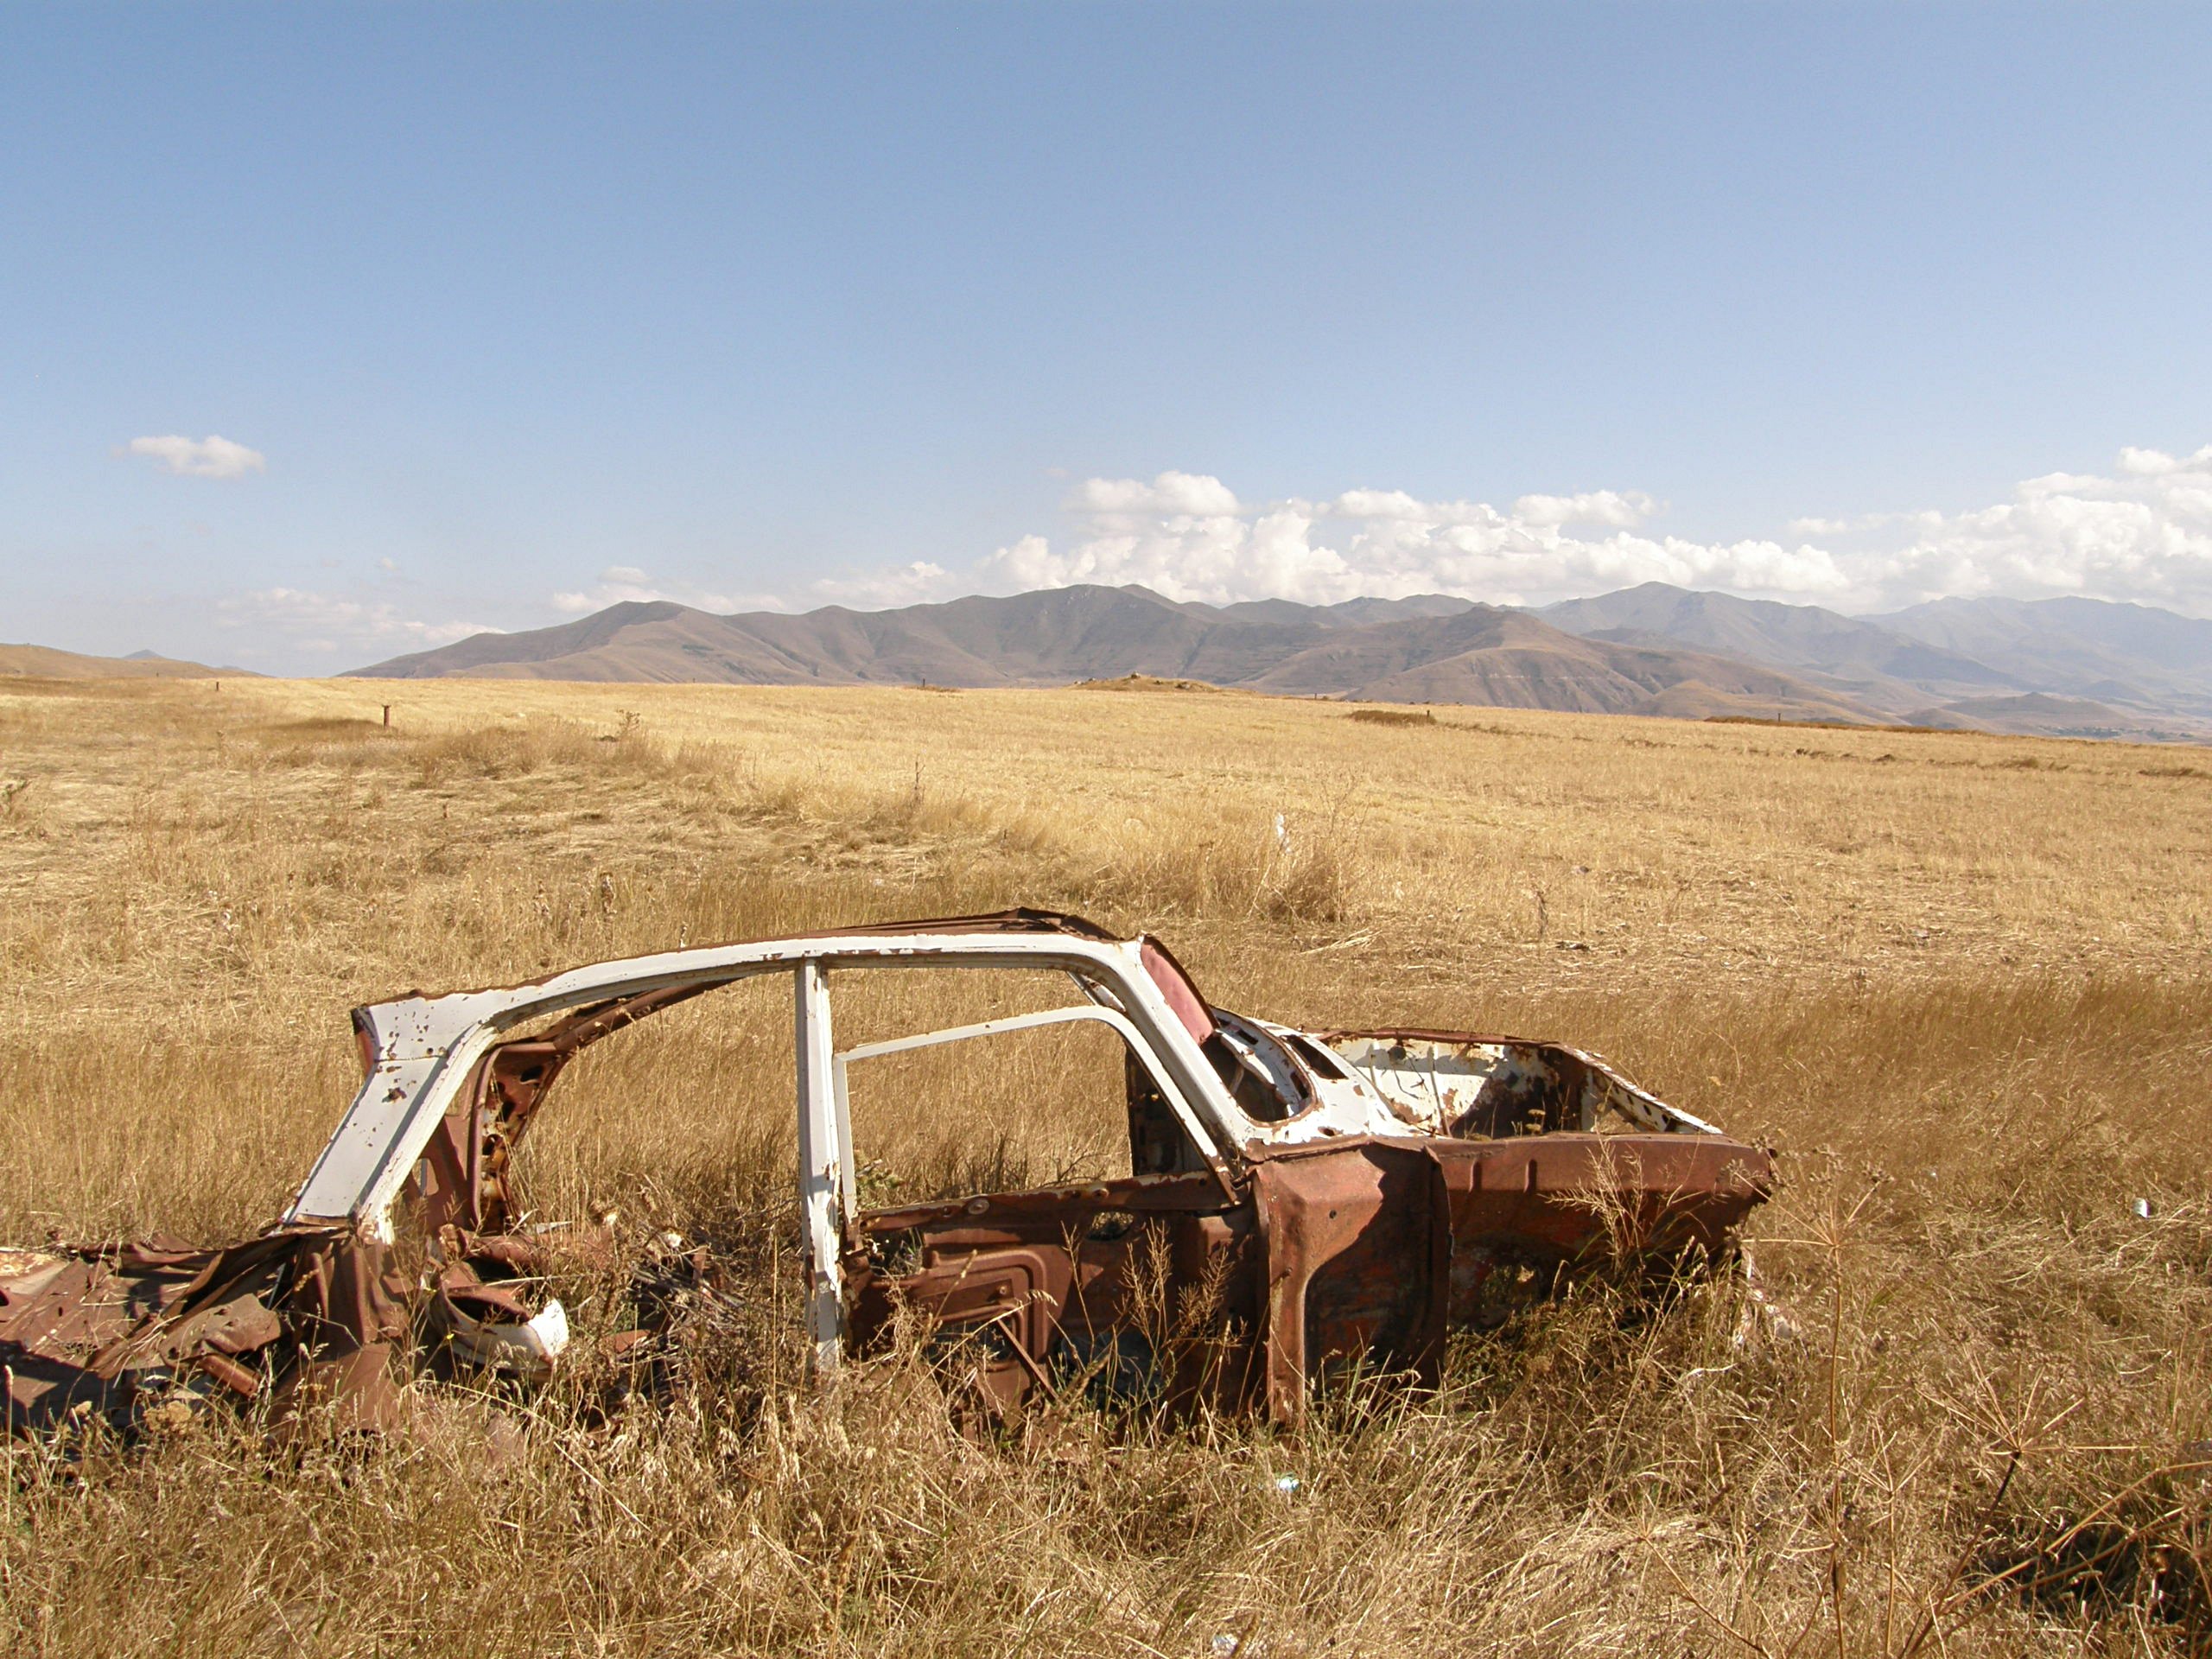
top-left (5, 3), bottom-right (2211, 672)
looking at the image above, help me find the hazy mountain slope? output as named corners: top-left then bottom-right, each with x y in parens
top-left (0, 644), bottom-right (241, 679)
top-left (1537, 582), bottom-right (2212, 735)
top-left (1633, 679), bottom-right (1872, 723)
top-left (1181, 604), bottom-right (1871, 718)
top-left (1323, 594), bottom-right (1483, 626)
top-left (1243, 607), bottom-right (1555, 696)
top-left (353, 587), bottom-right (1343, 687)
top-left (1871, 595), bottom-right (2212, 708)
top-left (874, 587), bottom-right (1291, 682)
top-left (1537, 582), bottom-right (2025, 711)
top-left (353, 601), bottom-right (698, 680)
top-left (1217, 594), bottom-right (1479, 628)
top-left (1898, 692), bottom-right (2209, 743)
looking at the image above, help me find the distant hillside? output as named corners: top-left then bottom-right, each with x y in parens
top-left (0, 644), bottom-right (242, 680)
top-left (1871, 595), bottom-right (2212, 714)
top-left (349, 584), bottom-right (1876, 722)
top-left (1216, 594), bottom-right (1480, 628)
top-left (1898, 692), bottom-right (2207, 744)
top-left (1540, 583), bottom-right (2212, 737)
top-left (1243, 606), bottom-right (1872, 719)
top-left (1537, 582), bottom-right (2024, 715)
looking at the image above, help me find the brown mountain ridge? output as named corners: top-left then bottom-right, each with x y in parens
top-left (0, 644), bottom-right (245, 680)
top-left (347, 584), bottom-right (1878, 722)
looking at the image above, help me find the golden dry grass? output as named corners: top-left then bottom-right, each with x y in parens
top-left (2, 676), bottom-right (2209, 1656)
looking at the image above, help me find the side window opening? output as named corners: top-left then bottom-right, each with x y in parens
top-left (391, 957), bottom-right (1218, 1256)
top-left (828, 965), bottom-right (1198, 1208)
top-left (1125, 1048), bottom-right (1209, 1173)
top-left (435, 973), bottom-right (798, 1242)
top-left (385, 972), bottom-right (799, 1382)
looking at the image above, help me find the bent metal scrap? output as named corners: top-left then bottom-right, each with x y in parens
top-left (1, 910), bottom-right (1770, 1434)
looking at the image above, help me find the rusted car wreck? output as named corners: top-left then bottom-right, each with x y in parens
top-left (2, 910), bottom-right (1770, 1436)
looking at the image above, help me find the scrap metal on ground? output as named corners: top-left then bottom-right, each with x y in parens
top-left (2, 910), bottom-right (1771, 1436)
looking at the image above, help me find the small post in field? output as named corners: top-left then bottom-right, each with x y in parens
top-left (382, 704), bottom-right (391, 728)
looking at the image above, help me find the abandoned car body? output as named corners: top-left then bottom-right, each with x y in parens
top-left (1, 910), bottom-right (1771, 1435)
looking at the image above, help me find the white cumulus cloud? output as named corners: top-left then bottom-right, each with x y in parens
top-left (1828, 443), bottom-right (2212, 613)
top-left (122, 434), bottom-right (266, 480)
top-left (974, 470), bottom-right (1847, 609)
top-left (949, 445), bottom-right (2212, 616)
top-left (515, 444), bottom-right (2212, 631)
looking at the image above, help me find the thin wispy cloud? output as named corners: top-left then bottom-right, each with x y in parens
top-left (549, 566), bottom-right (772, 616)
top-left (219, 588), bottom-right (499, 658)
top-left (808, 561), bottom-right (954, 608)
top-left (120, 434), bottom-right (267, 480)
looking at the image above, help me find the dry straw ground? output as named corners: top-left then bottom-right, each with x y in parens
top-left (2, 675), bottom-right (2209, 1656)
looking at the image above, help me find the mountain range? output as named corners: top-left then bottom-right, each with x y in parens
top-left (0, 644), bottom-right (245, 680)
top-left (349, 582), bottom-right (2212, 741)
top-left (1535, 586), bottom-right (2212, 735)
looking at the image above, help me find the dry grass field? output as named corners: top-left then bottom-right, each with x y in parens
top-left (3, 674), bottom-right (2210, 1656)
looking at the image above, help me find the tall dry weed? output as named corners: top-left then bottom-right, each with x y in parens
top-left (1085, 807), bottom-right (1351, 925)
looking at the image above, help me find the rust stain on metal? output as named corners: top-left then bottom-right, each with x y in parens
top-left (3, 909), bottom-right (1772, 1439)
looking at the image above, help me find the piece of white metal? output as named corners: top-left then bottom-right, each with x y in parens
top-left (1317, 1034), bottom-right (1726, 1140)
top-left (284, 1046), bottom-right (463, 1236)
top-left (795, 960), bottom-right (845, 1376)
top-left (836, 1001), bottom-right (1147, 1067)
top-left (525, 1298), bottom-right (571, 1361)
top-left (435, 1294), bottom-right (570, 1376)
top-left (830, 1049), bottom-right (859, 1224)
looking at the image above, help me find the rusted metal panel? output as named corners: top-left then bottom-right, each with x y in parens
top-left (1251, 1142), bottom-right (1450, 1422)
top-left (847, 1179), bottom-right (1262, 1416)
top-left (0, 1228), bottom-right (406, 1437)
top-left (1423, 1131), bottom-right (1770, 1252)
